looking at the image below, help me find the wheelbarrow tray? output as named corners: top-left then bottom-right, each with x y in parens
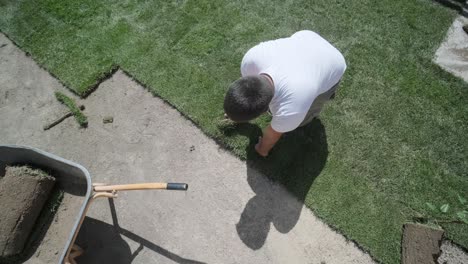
top-left (0, 145), bottom-right (91, 264)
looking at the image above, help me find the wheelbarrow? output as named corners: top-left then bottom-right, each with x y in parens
top-left (0, 145), bottom-right (188, 264)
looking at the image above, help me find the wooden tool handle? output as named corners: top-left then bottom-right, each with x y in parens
top-left (93, 182), bottom-right (188, 192)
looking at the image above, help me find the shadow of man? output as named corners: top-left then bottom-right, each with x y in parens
top-left (434, 0), bottom-right (468, 16)
top-left (220, 119), bottom-right (328, 250)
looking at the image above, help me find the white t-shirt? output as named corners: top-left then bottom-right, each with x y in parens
top-left (241, 30), bottom-right (347, 132)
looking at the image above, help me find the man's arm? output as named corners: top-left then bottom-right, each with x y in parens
top-left (255, 125), bottom-right (283, 157)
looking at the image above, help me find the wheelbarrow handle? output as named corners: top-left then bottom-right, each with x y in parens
top-left (167, 183), bottom-right (189, 190)
top-left (93, 182), bottom-right (188, 192)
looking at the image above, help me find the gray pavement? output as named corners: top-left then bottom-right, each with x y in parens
top-left (435, 16), bottom-right (468, 83)
top-left (0, 33), bottom-right (375, 264)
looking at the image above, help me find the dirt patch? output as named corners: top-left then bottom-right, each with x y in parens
top-left (0, 166), bottom-right (55, 257)
top-left (402, 223), bottom-right (444, 264)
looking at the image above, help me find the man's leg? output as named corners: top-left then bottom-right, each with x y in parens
top-left (299, 82), bottom-right (340, 127)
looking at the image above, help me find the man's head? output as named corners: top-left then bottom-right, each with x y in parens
top-left (224, 76), bottom-right (273, 122)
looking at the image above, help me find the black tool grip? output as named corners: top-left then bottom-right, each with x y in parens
top-left (167, 183), bottom-right (188, 191)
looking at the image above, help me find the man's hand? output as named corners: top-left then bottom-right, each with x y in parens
top-left (255, 137), bottom-right (269, 157)
top-left (255, 125), bottom-right (283, 157)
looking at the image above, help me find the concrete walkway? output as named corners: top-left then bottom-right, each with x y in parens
top-left (0, 33), bottom-right (374, 264)
top-left (435, 16), bottom-right (468, 83)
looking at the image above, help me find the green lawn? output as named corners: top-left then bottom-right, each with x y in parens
top-left (1, 0), bottom-right (467, 262)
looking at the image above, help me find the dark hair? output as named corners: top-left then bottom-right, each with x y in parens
top-left (224, 76), bottom-right (273, 122)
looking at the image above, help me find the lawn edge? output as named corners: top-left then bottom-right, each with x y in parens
top-left (0, 30), bottom-right (117, 98)
top-left (95, 68), bottom-right (385, 263)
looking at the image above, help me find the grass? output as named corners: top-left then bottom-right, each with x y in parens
top-left (6, 166), bottom-right (52, 179)
top-left (1, 0), bottom-right (467, 262)
top-left (55, 92), bottom-right (88, 127)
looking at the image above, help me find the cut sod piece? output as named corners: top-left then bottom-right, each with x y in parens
top-left (401, 223), bottom-right (444, 264)
top-left (0, 166), bottom-right (56, 257)
top-left (55, 92), bottom-right (88, 128)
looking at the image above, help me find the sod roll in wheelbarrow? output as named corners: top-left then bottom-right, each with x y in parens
top-left (0, 166), bottom-right (55, 257)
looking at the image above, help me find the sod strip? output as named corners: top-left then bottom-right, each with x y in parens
top-left (54, 92), bottom-right (88, 128)
top-left (0, 166), bottom-right (55, 257)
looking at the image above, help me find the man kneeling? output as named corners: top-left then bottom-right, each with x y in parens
top-left (224, 30), bottom-right (347, 157)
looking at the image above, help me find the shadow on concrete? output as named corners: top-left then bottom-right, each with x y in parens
top-left (75, 199), bottom-right (205, 264)
top-left (435, 0), bottom-right (468, 17)
top-left (221, 119), bottom-right (328, 250)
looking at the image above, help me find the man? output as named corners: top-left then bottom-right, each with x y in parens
top-left (224, 30), bottom-right (346, 157)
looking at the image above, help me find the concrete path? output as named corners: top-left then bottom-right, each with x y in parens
top-left (434, 16), bottom-right (468, 83)
top-left (0, 33), bottom-right (375, 264)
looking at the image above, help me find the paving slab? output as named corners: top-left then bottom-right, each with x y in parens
top-left (434, 16), bottom-right (468, 83)
top-left (0, 33), bottom-right (375, 264)
top-left (438, 240), bottom-right (468, 264)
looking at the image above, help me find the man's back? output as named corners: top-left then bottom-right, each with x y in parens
top-left (241, 30), bottom-right (346, 132)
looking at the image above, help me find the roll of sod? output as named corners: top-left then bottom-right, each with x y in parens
top-left (0, 166), bottom-right (55, 257)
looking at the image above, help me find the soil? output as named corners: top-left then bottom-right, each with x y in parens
top-left (402, 223), bottom-right (444, 264)
top-left (0, 166), bottom-right (55, 257)
top-left (26, 193), bottom-right (82, 264)
top-left (102, 116), bottom-right (113, 124)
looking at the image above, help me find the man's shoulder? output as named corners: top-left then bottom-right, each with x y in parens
top-left (291, 30), bottom-right (318, 39)
top-left (241, 41), bottom-right (275, 76)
